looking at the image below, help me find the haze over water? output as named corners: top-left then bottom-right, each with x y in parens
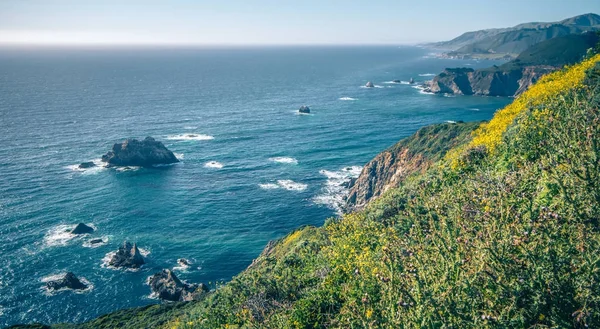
top-left (0, 46), bottom-right (510, 326)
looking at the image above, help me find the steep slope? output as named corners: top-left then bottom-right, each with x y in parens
top-left (11, 56), bottom-right (600, 329)
top-left (344, 121), bottom-right (481, 211)
top-left (431, 13), bottom-right (600, 57)
top-left (426, 32), bottom-right (600, 97)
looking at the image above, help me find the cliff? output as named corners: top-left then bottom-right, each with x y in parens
top-left (344, 122), bottom-right (481, 211)
top-left (426, 32), bottom-right (600, 97)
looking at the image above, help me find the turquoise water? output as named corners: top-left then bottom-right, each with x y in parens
top-left (0, 46), bottom-right (510, 326)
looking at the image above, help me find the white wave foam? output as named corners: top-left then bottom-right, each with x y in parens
top-left (43, 224), bottom-right (96, 247)
top-left (313, 166), bottom-right (362, 214)
top-left (339, 97), bottom-right (357, 101)
top-left (115, 166), bottom-right (141, 172)
top-left (269, 157), bottom-right (298, 165)
top-left (41, 273), bottom-right (94, 295)
top-left (469, 108), bottom-right (480, 111)
top-left (419, 73), bottom-right (436, 77)
top-left (173, 258), bottom-right (192, 272)
top-left (412, 85), bottom-right (435, 95)
top-left (174, 153), bottom-right (185, 160)
top-left (446, 120), bottom-right (457, 124)
top-left (204, 161), bottom-right (224, 169)
top-left (443, 94), bottom-right (456, 98)
top-left (183, 126), bottom-right (197, 130)
top-left (277, 180), bottom-right (308, 191)
top-left (360, 85), bottom-right (384, 89)
top-left (384, 81), bottom-right (411, 85)
top-left (259, 183), bottom-right (280, 190)
top-left (259, 180), bottom-right (307, 191)
top-left (166, 134), bottom-right (214, 141)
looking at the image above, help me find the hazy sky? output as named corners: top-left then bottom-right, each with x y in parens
top-left (0, 0), bottom-right (598, 46)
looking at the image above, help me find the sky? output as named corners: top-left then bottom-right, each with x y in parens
top-left (0, 0), bottom-right (598, 46)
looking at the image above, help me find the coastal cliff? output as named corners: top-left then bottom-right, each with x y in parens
top-left (344, 122), bottom-right (480, 211)
top-left (425, 32), bottom-right (600, 97)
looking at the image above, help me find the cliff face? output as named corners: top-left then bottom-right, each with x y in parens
top-left (344, 122), bottom-right (481, 211)
top-left (426, 66), bottom-right (554, 97)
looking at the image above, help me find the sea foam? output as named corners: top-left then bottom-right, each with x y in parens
top-left (166, 134), bottom-right (214, 141)
top-left (258, 180), bottom-right (307, 191)
top-left (204, 161), bottom-right (224, 169)
top-left (269, 157), bottom-right (298, 165)
top-left (419, 73), bottom-right (436, 77)
top-left (313, 166), bottom-right (362, 214)
top-left (66, 159), bottom-right (107, 174)
top-left (43, 223), bottom-right (96, 247)
top-left (339, 97), bottom-right (358, 101)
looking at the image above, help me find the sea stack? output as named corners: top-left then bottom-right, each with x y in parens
top-left (409, 77), bottom-right (415, 84)
top-left (101, 137), bottom-right (179, 167)
top-left (365, 81), bottom-right (375, 88)
top-left (70, 223), bottom-right (94, 235)
top-left (298, 105), bottom-right (310, 114)
top-left (46, 272), bottom-right (88, 291)
top-left (108, 241), bottom-right (145, 269)
top-left (148, 269), bottom-right (209, 302)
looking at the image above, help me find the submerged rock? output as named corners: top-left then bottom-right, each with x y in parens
top-left (101, 137), bottom-right (179, 167)
top-left (88, 238), bottom-right (104, 245)
top-left (365, 81), bottom-right (375, 88)
top-left (70, 223), bottom-right (94, 235)
top-left (148, 269), bottom-right (208, 302)
top-left (298, 106), bottom-right (310, 114)
top-left (109, 241), bottom-right (145, 269)
top-left (46, 272), bottom-right (88, 291)
top-left (392, 79), bottom-right (402, 83)
top-left (78, 162), bottom-right (96, 169)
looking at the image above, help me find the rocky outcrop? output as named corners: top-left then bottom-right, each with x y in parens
top-left (298, 106), bottom-right (310, 114)
top-left (345, 122), bottom-right (481, 211)
top-left (70, 223), bottom-right (94, 235)
top-left (101, 137), bottom-right (179, 167)
top-left (148, 269), bottom-right (208, 302)
top-left (365, 81), bottom-right (375, 88)
top-left (46, 272), bottom-right (88, 291)
top-left (424, 65), bottom-right (555, 97)
top-left (78, 162), bottom-right (96, 169)
top-left (108, 241), bottom-right (145, 269)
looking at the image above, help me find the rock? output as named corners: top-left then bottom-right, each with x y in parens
top-left (101, 137), bottom-right (179, 167)
top-left (70, 223), bottom-right (94, 235)
top-left (409, 77), bottom-right (415, 84)
top-left (392, 79), bottom-right (402, 83)
top-left (365, 81), bottom-right (375, 88)
top-left (148, 269), bottom-right (208, 302)
top-left (89, 238), bottom-right (104, 245)
top-left (298, 106), bottom-right (310, 114)
top-left (177, 258), bottom-right (190, 267)
top-left (46, 272), bottom-right (88, 291)
top-left (78, 162), bottom-right (96, 169)
top-left (108, 241), bottom-right (145, 269)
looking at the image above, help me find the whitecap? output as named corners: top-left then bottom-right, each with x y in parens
top-left (173, 258), bottom-right (192, 272)
top-left (360, 85), bottom-right (384, 89)
top-left (183, 126), bottom-right (197, 130)
top-left (174, 153), bottom-right (185, 160)
top-left (419, 73), bottom-right (436, 77)
top-left (277, 180), bottom-right (308, 191)
top-left (269, 157), bottom-right (298, 165)
top-left (383, 81), bottom-right (411, 85)
top-left (114, 166), bottom-right (140, 172)
top-left (446, 120), bottom-right (457, 124)
top-left (166, 134), bottom-right (214, 141)
top-left (43, 224), bottom-right (96, 247)
top-left (412, 85), bottom-right (435, 95)
top-left (469, 108), bottom-right (480, 111)
top-left (259, 183), bottom-right (280, 190)
top-left (204, 161), bottom-right (224, 169)
top-left (41, 273), bottom-right (94, 295)
top-left (313, 166), bottom-right (362, 214)
top-left (339, 97), bottom-right (358, 101)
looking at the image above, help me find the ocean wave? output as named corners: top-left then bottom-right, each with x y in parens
top-left (115, 166), bottom-right (141, 172)
top-left (419, 73), bottom-right (436, 77)
top-left (384, 81), bottom-right (411, 85)
top-left (41, 273), bottom-right (94, 295)
top-left (269, 157), bottom-right (298, 165)
top-left (258, 180), bottom-right (307, 191)
top-left (412, 85), bottom-right (435, 95)
top-left (469, 108), bottom-right (480, 111)
top-left (360, 85), bottom-right (384, 89)
top-left (446, 120), bottom-right (457, 124)
top-left (443, 94), bottom-right (456, 98)
top-left (313, 166), bottom-right (362, 214)
top-left (339, 97), bottom-right (358, 101)
top-left (204, 161), bottom-right (224, 169)
top-left (173, 258), bottom-right (195, 272)
top-left (43, 224), bottom-right (96, 247)
top-left (166, 134), bottom-right (214, 141)
top-left (174, 153), bottom-right (185, 160)
top-left (183, 126), bottom-right (197, 130)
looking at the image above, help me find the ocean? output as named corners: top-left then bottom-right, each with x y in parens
top-left (0, 46), bottom-right (510, 326)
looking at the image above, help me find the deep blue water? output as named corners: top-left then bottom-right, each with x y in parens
top-left (0, 46), bottom-right (511, 326)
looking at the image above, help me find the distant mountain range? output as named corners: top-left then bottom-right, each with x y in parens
top-left (429, 13), bottom-right (600, 58)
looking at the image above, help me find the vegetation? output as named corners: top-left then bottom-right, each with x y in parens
top-left (13, 45), bottom-right (600, 329)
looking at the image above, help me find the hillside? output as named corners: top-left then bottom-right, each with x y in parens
top-left (425, 32), bottom-right (600, 97)
top-left (10, 55), bottom-right (600, 329)
top-left (431, 13), bottom-right (600, 58)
